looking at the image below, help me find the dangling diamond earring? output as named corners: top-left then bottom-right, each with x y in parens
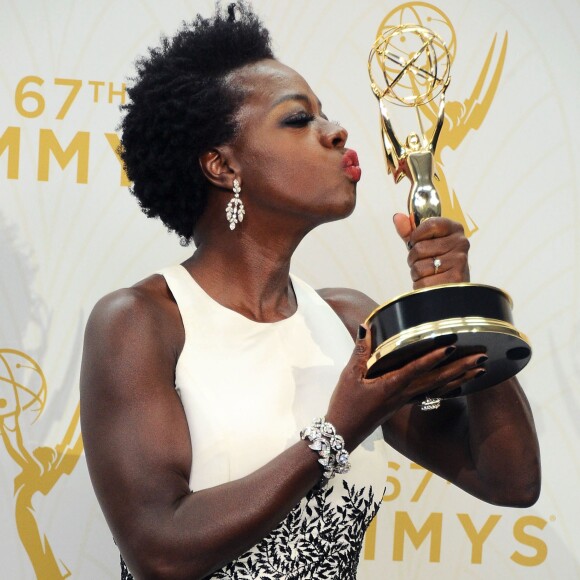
top-left (226, 178), bottom-right (245, 230)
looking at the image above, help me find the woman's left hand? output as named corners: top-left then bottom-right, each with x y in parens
top-left (393, 213), bottom-right (470, 289)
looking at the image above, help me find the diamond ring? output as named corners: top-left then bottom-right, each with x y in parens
top-left (420, 397), bottom-right (441, 411)
top-left (433, 257), bottom-right (441, 275)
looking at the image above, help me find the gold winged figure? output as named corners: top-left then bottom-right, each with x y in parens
top-left (0, 349), bottom-right (83, 579)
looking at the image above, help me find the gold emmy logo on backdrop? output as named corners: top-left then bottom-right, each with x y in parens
top-left (376, 2), bottom-right (508, 237)
top-left (0, 349), bottom-right (83, 579)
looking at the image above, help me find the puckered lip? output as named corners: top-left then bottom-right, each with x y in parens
top-left (341, 149), bottom-right (360, 169)
top-left (341, 149), bottom-right (361, 183)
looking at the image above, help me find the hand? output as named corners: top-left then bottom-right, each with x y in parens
top-left (393, 213), bottom-right (470, 289)
top-left (325, 325), bottom-right (487, 451)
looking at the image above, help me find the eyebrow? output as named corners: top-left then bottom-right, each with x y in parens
top-left (271, 93), bottom-right (323, 110)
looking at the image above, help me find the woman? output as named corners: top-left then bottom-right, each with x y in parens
top-left (80, 4), bottom-right (540, 579)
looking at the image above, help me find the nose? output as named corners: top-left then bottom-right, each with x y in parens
top-left (320, 119), bottom-right (348, 149)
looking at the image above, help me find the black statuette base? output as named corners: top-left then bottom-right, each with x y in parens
top-left (365, 284), bottom-right (531, 397)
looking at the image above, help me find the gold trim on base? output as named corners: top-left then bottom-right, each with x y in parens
top-left (366, 316), bottom-right (530, 371)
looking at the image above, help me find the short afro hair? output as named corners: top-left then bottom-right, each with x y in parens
top-left (119, 2), bottom-right (274, 240)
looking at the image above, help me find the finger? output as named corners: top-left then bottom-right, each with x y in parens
top-left (409, 237), bottom-right (458, 263)
top-left (412, 353), bottom-right (487, 396)
top-left (410, 254), bottom-right (470, 288)
top-left (431, 367), bottom-right (487, 397)
top-left (410, 257), bottom-right (444, 281)
top-left (392, 345), bottom-right (458, 387)
top-left (409, 232), bottom-right (469, 267)
top-left (412, 217), bottom-right (464, 243)
top-left (351, 323), bottom-right (372, 375)
top-left (392, 213), bottom-right (413, 248)
top-left (406, 221), bottom-right (468, 269)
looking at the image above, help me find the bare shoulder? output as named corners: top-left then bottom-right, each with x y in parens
top-left (317, 287), bottom-right (378, 339)
top-left (82, 273), bottom-right (184, 400)
top-left (86, 274), bottom-right (182, 349)
top-left (89, 273), bottom-right (173, 318)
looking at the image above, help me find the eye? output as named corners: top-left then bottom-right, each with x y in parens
top-left (283, 111), bottom-right (315, 127)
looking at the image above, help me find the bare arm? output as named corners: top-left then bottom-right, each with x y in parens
top-left (81, 277), bottom-right (474, 578)
top-left (319, 216), bottom-right (541, 507)
top-left (382, 376), bottom-right (540, 506)
top-left (80, 286), bottom-right (325, 579)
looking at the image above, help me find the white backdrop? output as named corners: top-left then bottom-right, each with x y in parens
top-left (1, 0), bottom-right (579, 578)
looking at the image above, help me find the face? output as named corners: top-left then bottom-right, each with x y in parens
top-left (226, 60), bottom-right (361, 230)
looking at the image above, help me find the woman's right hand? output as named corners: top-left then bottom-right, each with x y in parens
top-left (325, 325), bottom-right (486, 451)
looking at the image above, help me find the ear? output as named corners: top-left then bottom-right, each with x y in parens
top-left (199, 147), bottom-right (238, 190)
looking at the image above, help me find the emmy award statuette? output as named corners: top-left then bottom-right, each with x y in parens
top-left (365, 24), bottom-right (531, 405)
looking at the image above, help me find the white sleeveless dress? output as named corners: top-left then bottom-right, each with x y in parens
top-left (122, 264), bottom-right (389, 579)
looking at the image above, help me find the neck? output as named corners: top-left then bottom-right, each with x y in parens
top-left (184, 220), bottom-right (309, 323)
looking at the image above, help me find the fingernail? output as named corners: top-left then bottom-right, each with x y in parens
top-left (476, 355), bottom-right (488, 365)
top-left (357, 325), bottom-right (367, 340)
top-left (444, 345), bottom-right (457, 356)
top-left (434, 334), bottom-right (458, 348)
top-left (475, 369), bottom-right (487, 378)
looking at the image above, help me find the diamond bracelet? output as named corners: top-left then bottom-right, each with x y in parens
top-left (300, 417), bottom-right (351, 480)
